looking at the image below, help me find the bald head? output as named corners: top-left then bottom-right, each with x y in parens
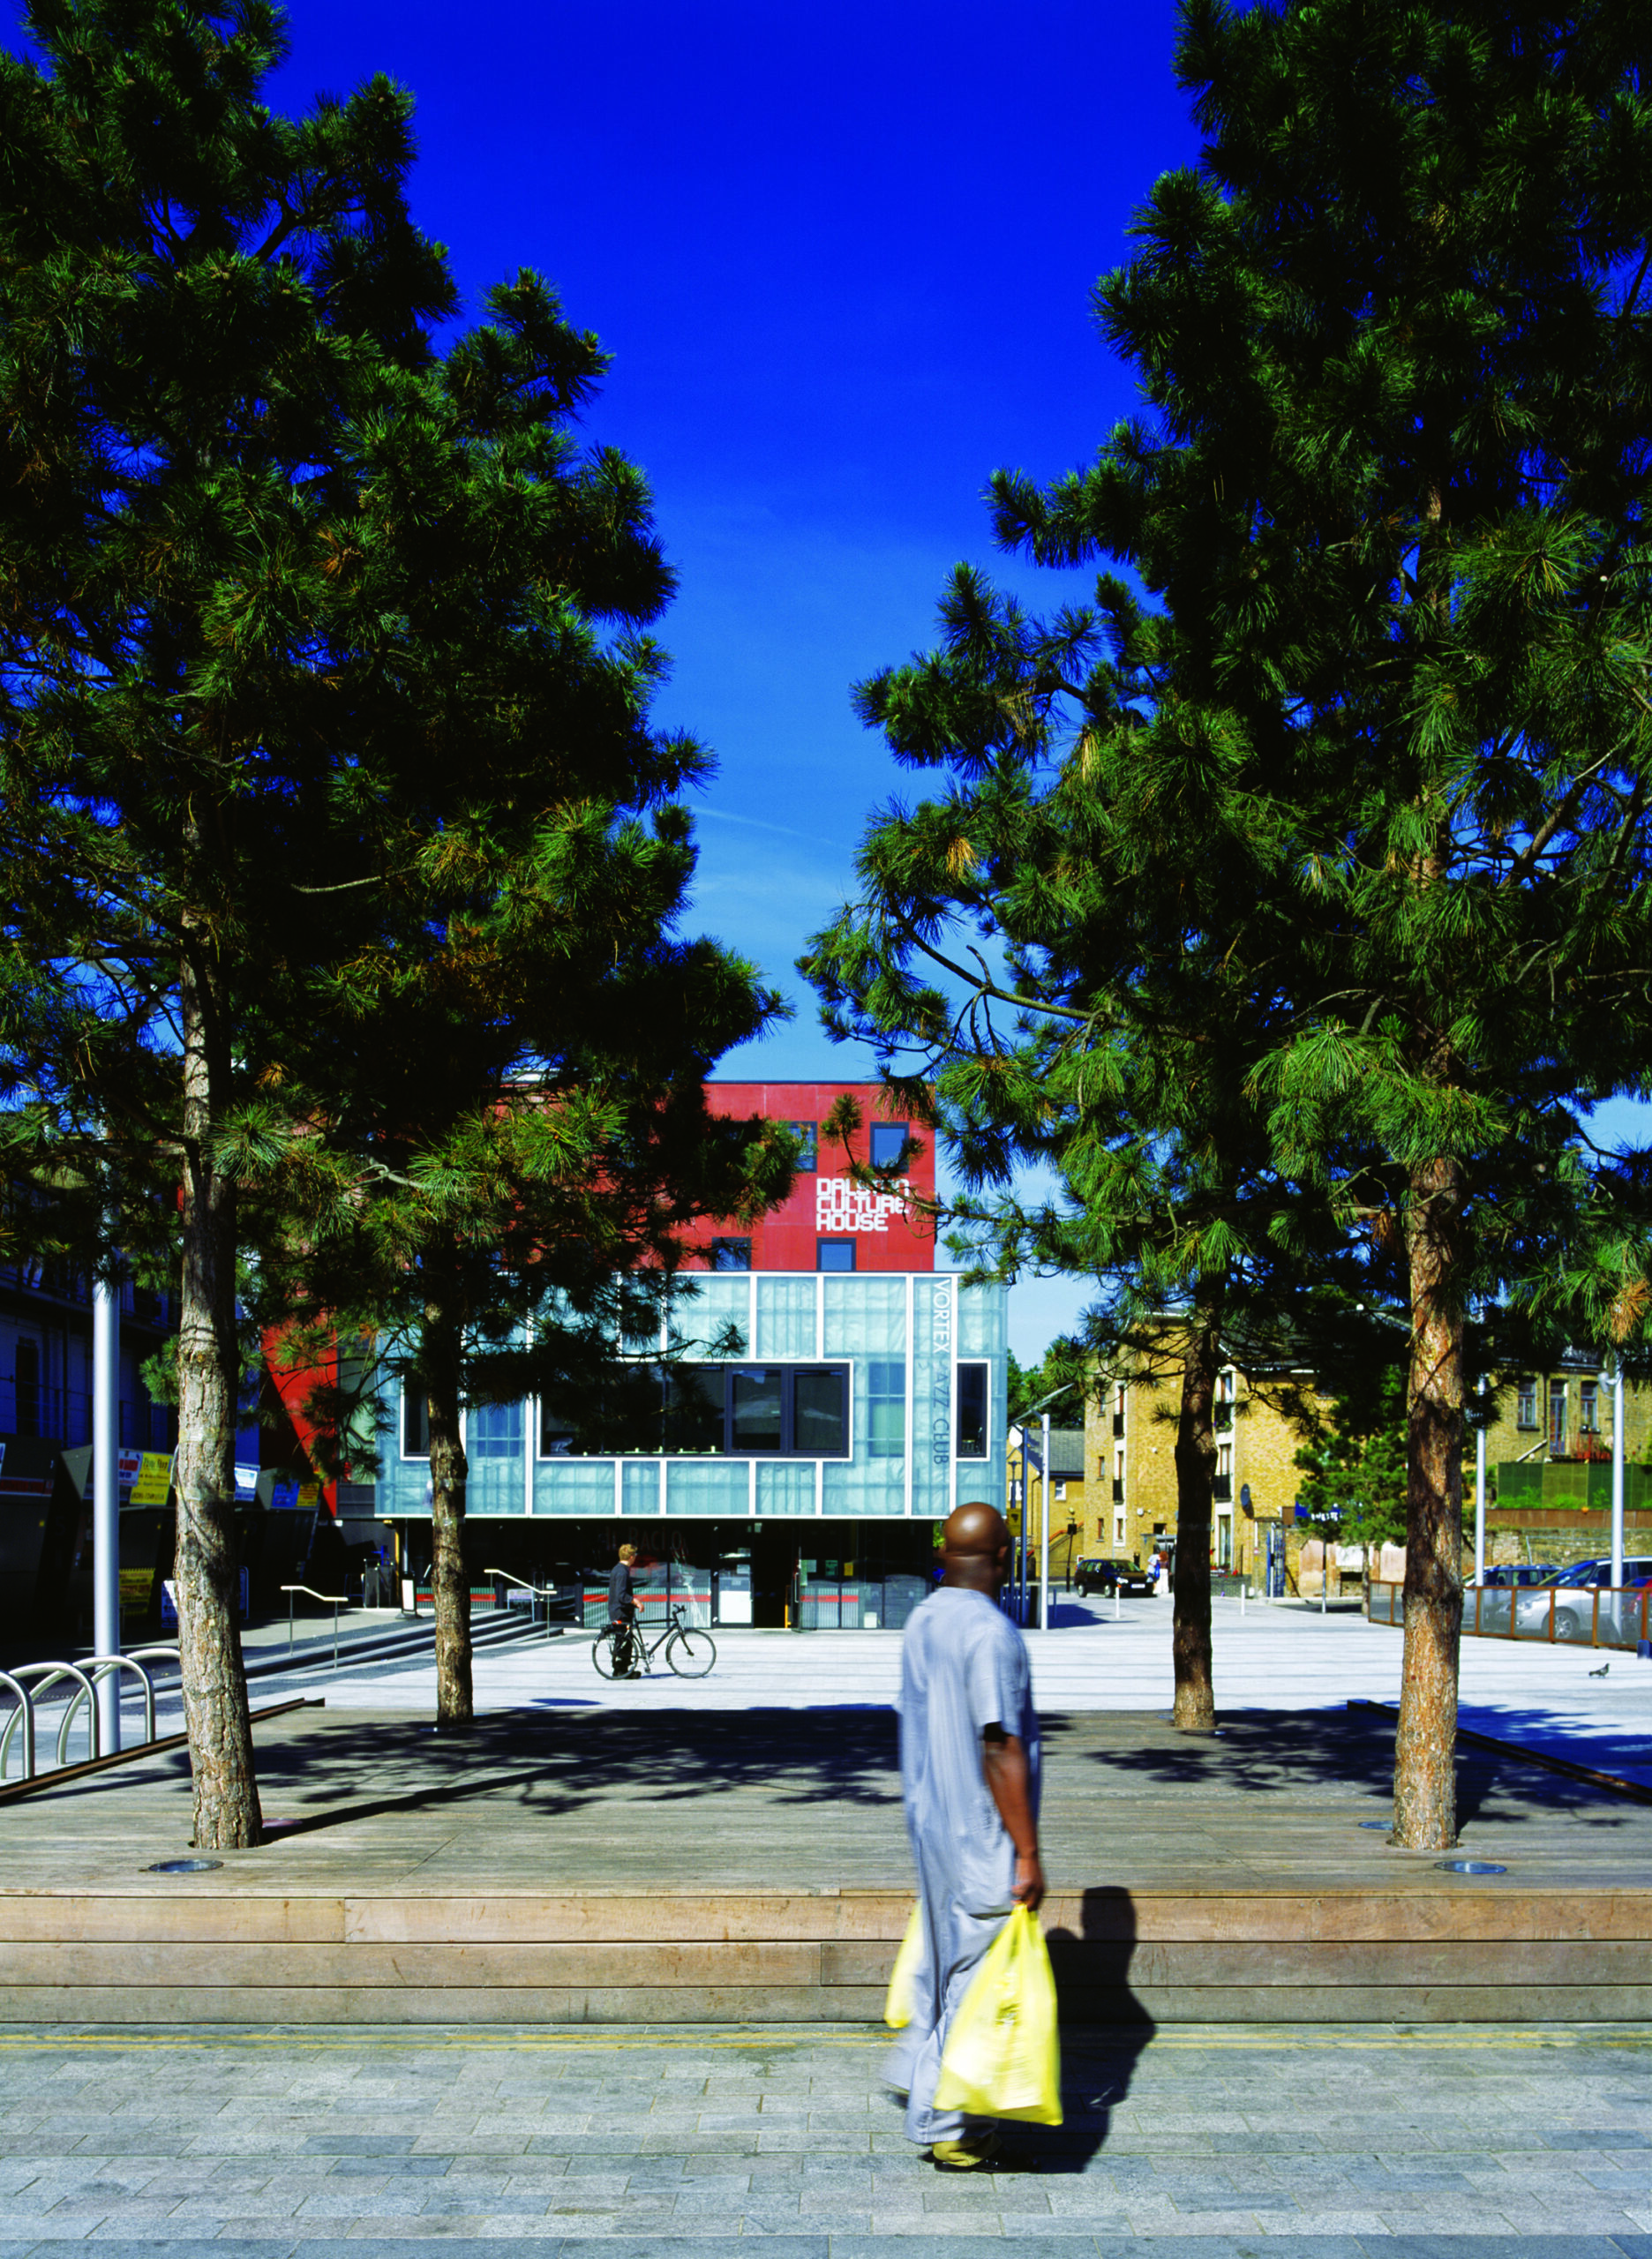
top-left (940, 1502), bottom-right (1011, 1593)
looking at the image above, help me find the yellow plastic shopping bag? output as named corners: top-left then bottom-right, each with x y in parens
top-left (933, 1903), bottom-right (1063, 2125)
top-left (884, 1902), bottom-right (925, 2029)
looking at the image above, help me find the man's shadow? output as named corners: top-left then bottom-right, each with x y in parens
top-left (1017, 1884), bottom-right (1153, 2173)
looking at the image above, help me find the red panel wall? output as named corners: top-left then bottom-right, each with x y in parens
top-left (689, 1081), bottom-right (935, 1272)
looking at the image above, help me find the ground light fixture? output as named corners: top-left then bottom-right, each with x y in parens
top-left (1434, 1858), bottom-right (1507, 1874)
top-left (146, 1858), bottom-right (222, 1873)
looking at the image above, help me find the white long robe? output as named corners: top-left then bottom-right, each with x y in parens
top-left (888, 1586), bottom-right (1040, 2146)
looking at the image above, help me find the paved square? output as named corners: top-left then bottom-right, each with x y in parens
top-left (0, 2019), bottom-right (1644, 2253)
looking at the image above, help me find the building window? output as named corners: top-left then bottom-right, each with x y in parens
top-left (547, 1362), bottom-right (852, 1458)
top-left (661, 1363), bottom-right (725, 1453)
top-left (402, 1385), bottom-right (430, 1458)
top-left (1214, 1370), bottom-right (1235, 1430)
top-left (816, 1237), bottom-right (855, 1272)
top-left (957, 1362), bottom-right (989, 1457)
top-left (1114, 1512), bottom-right (1126, 1547)
top-left (11, 1339), bottom-right (39, 1437)
top-left (1217, 1517), bottom-right (1233, 1568)
top-left (710, 1237), bottom-right (752, 1272)
top-left (1112, 1381), bottom-right (1125, 1438)
top-left (867, 1361), bottom-right (905, 1457)
top-left (785, 1122), bottom-right (818, 1169)
top-left (1549, 1381), bottom-right (1568, 1457)
top-left (469, 1401), bottom-right (522, 1458)
top-left (792, 1367), bottom-right (850, 1455)
top-left (869, 1122), bottom-right (909, 1170)
top-left (1213, 1441), bottom-right (1233, 1504)
top-left (1580, 1379), bottom-right (1599, 1432)
top-left (1516, 1377), bottom-right (1537, 1429)
top-left (1053, 1480), bottom-right (1067, 1502)
top-left (731, 1366), bottom-right (785, 1452)
top-left (1112, 1445), bottom-right (1124, 1504)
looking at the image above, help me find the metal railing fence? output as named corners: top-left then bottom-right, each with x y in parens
top-left (1368, 1579), bottom-right (1651, 1650)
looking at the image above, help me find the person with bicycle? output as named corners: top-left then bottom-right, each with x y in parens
top-left (607, 1543), bottom-right (641, 1677)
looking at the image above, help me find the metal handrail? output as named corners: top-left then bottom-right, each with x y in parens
top-left (0, 1662), bottom-right (99, 1773)
top-left (0, 1672), bottom-right (34, 1781)
top-left (281, 1584), bottom-right (349, 1666)
top-left (484, 1565), bottom-right (567, 1639)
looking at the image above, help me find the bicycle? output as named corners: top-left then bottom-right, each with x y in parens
top-left (592, 1602), bottom-right (717, 1680)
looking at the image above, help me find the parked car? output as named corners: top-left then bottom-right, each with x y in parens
top-left (1075, 1557), bottom-right (1156, 1598)
top-left (1515, 1556), bottom-right (1652, 1640)
top-left (1472, 1563), bottom-right (1557, 1587)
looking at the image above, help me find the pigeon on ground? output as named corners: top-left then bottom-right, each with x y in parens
top-left (1589, 1661), bottom-right (1610, 1677)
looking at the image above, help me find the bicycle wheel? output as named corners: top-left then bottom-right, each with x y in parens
top-left (591, 1628), bottom-right (622, 1680)
top-left (667, 1626), bottom-right (716, 1678)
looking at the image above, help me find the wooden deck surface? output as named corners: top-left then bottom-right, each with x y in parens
top-left (2, 1705), bottom-right (1648, 2023)
top-left (3, 1700), bottom-right (1651, 1895)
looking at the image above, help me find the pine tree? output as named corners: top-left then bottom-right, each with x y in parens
top-left (217, 262), bottom-right (793, 1726)
top-left (987, 0), bottom-right (1652, 1844)
top-left (803, 569), bottom-right (1376, 1730)
top-left (0, 0), bottom-right (457, 1846)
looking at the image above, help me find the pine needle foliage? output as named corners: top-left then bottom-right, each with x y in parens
top-left (0, 0), bottom-right (461, 1846)
top-left (807, 0), bottom-right (1652, 1827)
top-left (0, 0), bottom-right (789, 1812)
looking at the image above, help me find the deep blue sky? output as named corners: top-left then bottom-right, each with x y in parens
top-left (258, 0), bottom-right (1203, 1355)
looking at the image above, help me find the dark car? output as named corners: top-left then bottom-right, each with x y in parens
top-left (1075, 1557), bottom-right (1156, 1598)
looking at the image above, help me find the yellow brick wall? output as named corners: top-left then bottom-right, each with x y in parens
top-left (1479, 1366), bottom-right (1652, 1469)
top-left (1003, 1455), bottom-right (1093, 1582)
top-left (1067, 1345), bottom-right (1652, 1590)
top-left (1082, 1349), bottom-right (1331, 1580)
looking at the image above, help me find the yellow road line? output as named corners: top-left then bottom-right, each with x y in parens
top-left (0, 2028), bottom-right (1642, 2054)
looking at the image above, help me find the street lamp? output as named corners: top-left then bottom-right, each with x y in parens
top-left (1010, 1378), bottom-right (1080, 1632)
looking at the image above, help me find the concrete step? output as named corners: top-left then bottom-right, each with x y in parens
top-left (139, 1609), bottom-right (563, 1692)
top-left (3, 1881), bottom-right (1646, 2025)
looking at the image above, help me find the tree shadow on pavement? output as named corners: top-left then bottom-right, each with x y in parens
top-left (1039, 1704), bottom-right (1651, 1833)
top-left (245, 1705), bottom-right (906, 1837)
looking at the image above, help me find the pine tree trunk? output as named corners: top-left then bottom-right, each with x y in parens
top-left (175, 931), bottom-right (261, 1850)
top-left (1171, 1311), bottom-right (1220, 1731)
top-left (1393, 1152), bottom-right (1465, 1850)
top-left (424, 1304), bottom-right (473, 1725)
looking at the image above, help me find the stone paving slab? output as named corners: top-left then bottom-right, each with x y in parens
top-left (0, 2022), bottom-right (1644, 2250)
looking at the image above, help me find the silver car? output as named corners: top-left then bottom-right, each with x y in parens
top-left (1513, 1557), bottom-right (1652, 1643)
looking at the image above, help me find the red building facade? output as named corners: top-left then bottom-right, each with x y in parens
top-left (686, 1081), bottom-right (935, 1273)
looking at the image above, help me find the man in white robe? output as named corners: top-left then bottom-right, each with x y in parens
top-left (889, 1501), bottom-right (1044, 2170)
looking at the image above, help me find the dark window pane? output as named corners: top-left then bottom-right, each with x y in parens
top-left (12, 1339), bottom-right (39, 1437)
top-left (540, 1364), bottom-right (668, 1455)
top-left (957, 1362), bottom-right (988, 1458)
top-left (665, 1363), bottom-right (725, 1452)
top-left (869, 1122), bottom-right (908, 1170)
top-left (710, 1237), bottom-right (752, 1272)
top-left (402, 1386), bottom-right (430, 1457)
top-left (785, 1121), bottom-right (818, 1168)
top-left (731, 1366), bottom-right (784, 1452)
top-left (816, 1237), bottom-right (855, 1272)
top-left (793, 1367), bottom-right (847, 1455)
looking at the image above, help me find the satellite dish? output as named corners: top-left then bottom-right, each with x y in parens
top-left (1239, 1483), bottom-right (1252, 1510)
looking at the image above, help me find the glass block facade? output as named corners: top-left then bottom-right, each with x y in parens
top-left (375, 1270), bottom-right (1007, 1526)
